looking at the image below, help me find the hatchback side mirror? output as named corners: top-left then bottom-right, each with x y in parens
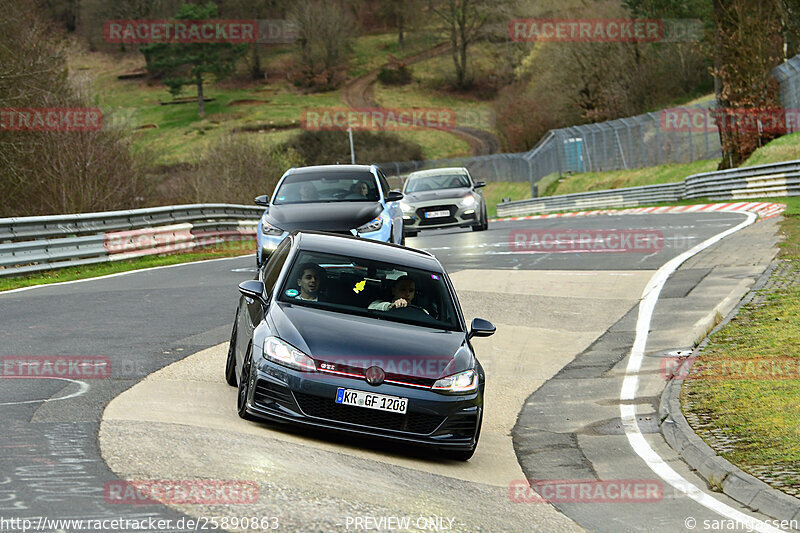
top-left (239, 280), bottom-right (268, 306)
top-left (468, 317), bottom-right (495, 339)
top-left (386, 190), bottom-right (404, 202)
top-left (474, 181), bottom-right (486, 189)
top-left (254, 194), bottom-right (270, 207)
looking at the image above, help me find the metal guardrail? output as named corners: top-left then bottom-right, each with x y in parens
top-left (496, 159), bottom-right (800, 217)
top-left (0, 204), bottom-right (263, 278)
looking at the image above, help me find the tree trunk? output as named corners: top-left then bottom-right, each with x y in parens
top-left (250, 43), bottom-right (264, 80)
top-left (397, 0), bottom-right (405, 46)
top-left (398, 13), bottom-right (404, 47)
top-left (712, 0), bottom-right (735, 169)
top-left (197, 73), bottom-right (205, 118)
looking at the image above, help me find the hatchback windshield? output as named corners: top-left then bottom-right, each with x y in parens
top-left (273, 171), bottom-right (380, 204)
top-left (404, 173), bottom-right (471, 193)
top-left (278, 250), bottom-right (462, 331)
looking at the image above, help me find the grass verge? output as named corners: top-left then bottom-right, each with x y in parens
top-left (483, 182), bottom-right (533, 218)
top-left (680, 196), bottom-right (800, 489)
top-left (0, 241), bottom-right (255, 293)
top-left (544, 159), bottom-right (719, 197)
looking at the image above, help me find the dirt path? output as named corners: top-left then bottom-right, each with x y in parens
top-left (342, 43), bottom-right (500, 156)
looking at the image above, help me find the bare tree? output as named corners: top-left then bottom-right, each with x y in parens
top-left (218, 0), bottom-right (287, 80)
top-left (430, 0), bottom-right (505, 89)
top-left (0, 0), bottom-right (153, 215)
top-left (290, 0), bottom-right (358, 89)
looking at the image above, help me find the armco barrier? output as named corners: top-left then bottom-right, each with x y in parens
top-left (0, 204), bottom-right (263, 277)
top-left (497, 159), bottom-right (800, 217)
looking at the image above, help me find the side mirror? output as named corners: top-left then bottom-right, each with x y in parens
top-left (386, 190), bottom-right (404, 202)
top-left (474, 181), bottom-right (486, 189)
top-left (254, 194), bottom-right (270, 207)
top-left (239, 280), bottom-right (268, 306)
top-left (468, 317), bottom-right (495, 339)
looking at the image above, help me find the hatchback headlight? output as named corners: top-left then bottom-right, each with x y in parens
top-left (260, 216), bottom-right (283, 236)
top-left (460, 195), bottom-right (476, 207)
top-left (263, 337), bottom-right (316, 371)
top-left (432, 369), bottom-right (478, 394)
top-left (399, 201), bottom-right (413, 212)
top-left (356, 216), bottom-right (383, 233)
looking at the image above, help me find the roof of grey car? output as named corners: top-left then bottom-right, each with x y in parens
top-left (406, 167), bottom-right (468, 178)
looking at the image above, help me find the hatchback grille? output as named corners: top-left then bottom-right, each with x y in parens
top-left (293, 391), bottom-right (444, 435)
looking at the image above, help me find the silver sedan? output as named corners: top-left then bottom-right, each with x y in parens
top-left (400, 167), bottom-right (488, 237)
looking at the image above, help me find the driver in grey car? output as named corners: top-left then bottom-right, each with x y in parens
top-left (368, 275), bottom-right (423, 311)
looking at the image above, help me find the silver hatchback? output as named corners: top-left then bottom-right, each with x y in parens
top-left (400, 167), bottom-right (488, 237)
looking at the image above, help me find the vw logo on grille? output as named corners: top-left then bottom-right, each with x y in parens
top-left (365, 366), bottom-right (385, 386)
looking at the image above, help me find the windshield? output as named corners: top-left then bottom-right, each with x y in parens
top-left (278, 250), bottom-right (462, 331)
top-left (273, 171), bottom-right (380, 204)
top-left (404, 173), bottom-right (471, 193)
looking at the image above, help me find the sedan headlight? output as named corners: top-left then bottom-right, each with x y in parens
top-left (432, 369), bottom-right (478, 394)
top-left (460, 195), bottom-right (476, 207)
top-left (263, 336), bottom-right (316, 371)
top-left (260, 216), bottom-right (283, 236)
top-left (356, 216), bottom-right (383, 233)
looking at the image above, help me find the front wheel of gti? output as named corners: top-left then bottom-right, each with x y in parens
top-left (224, 322), bottom-right (238, 387)
top-left (237, 345), bottom-right (255, 420)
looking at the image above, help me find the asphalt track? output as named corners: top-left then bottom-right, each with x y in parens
top-left (0, 212), bottom-right (786, 532)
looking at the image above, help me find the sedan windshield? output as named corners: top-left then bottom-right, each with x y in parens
top-left (404, 173), bottom-right (471, 193)
top-left (273, 171), bottom-right (380, 204)
top-left (278, 250), bottom-right (462, 331)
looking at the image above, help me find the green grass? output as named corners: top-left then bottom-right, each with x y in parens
top-left (70, 32), bottom-right (481, 165)
top-left (681, 198), bottom-right (800, 470)
top-left (0, 241), bottom-right (255, 292)
top-left (742, 130), bottom-right (800, 168)
top-left (483, 182), bottom-right (533, 218)
top-left (349, 31), bottom-right (444, 78)
top-left (544, 159), bottom-right (719, 197)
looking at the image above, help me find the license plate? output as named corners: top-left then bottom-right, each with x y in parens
top-left (335, 388), bottom-right (408, 414)
top-left (425, 210), bottom-right (450, 219)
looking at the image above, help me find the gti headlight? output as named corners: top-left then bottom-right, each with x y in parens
top-left (260, 215), bottom-right (283, 236)
top-left (399, 201), bottom-right (413, 213)
top-left (460, 195), bottom-right (476, 207)
top-left (356, 216), bottom-right (383, 233)
top-left (432, 369), bottom-right (478, 394)
top-left (263, 336), bottom-right (316, 371)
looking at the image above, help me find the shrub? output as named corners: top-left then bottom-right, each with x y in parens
top-left (377, 65), bottom-right (412, 85)
top-left (285, 130), bottom-right (424, 165)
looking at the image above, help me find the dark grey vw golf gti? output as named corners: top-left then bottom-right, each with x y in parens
top-left (225, 231), bottom-right (495, 460)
